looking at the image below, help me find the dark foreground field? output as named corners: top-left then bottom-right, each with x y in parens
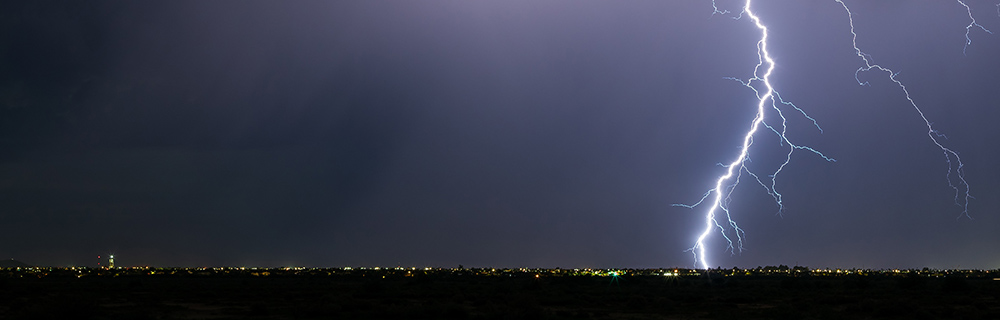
top-left (1, 269), bottom-right (998, 319)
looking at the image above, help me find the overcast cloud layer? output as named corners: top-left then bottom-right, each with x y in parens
top-left (1, 0), bottom-right (999, 269)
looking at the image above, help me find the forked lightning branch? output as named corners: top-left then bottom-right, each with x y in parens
top-left (675, 0), bottom-right (986, 269)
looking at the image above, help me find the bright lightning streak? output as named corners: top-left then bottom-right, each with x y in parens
top-left (836, 0), bottom-right (973, 219)
top-left (957, 0), bottom-right (994, 55)
top-left (673, 0), bottom-right (834, 269)
top-left (677, 0), bottom-right (986, 269)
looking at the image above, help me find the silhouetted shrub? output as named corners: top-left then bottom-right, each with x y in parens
top-left (942, 275), bottom-right (968, 292)
top-left (897, 273), bottom-right (926, 290)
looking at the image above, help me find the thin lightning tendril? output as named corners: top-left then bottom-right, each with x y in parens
top-left (672, 0), bottom-right (834, 269)
top-left (720, 77), bottom-right (835, 214)
top-left (836, 0), bottom-right (973, 219)
top-left (710, 0), bottom-right (730, 16)
top-left (676, 0), bottom-right (986, 269)
top-left (957, 0), bottom-right (993, 55)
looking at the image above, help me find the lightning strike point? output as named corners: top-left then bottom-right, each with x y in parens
top-left (676, 0), bottom-right (833, 270)
top-left (679, 0), bottom-right (980, 270)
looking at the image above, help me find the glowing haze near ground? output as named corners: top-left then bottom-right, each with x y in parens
top-left (0, 1), bottom-right (999, 269)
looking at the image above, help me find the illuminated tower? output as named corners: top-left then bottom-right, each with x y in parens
top-left (109, 255), bottom-right (115, 269)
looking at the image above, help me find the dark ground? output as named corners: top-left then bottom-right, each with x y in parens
top-left (1, 270), bottom-right (998, 319)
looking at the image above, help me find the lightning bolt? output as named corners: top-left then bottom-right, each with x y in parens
top-left (673, 0), bottom-right (834, 269)
top-left (836, 0), bottom-right (974, 218)
top-left (957, 0), bottom-right (993, 55)
top-left (676, 0), bottom-right (987, 269)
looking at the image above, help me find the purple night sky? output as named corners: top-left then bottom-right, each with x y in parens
top-left (1, 0), bottom-right (999, 269)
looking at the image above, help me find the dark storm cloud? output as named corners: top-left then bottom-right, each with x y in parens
top-left (1, 1), bottom-right (998, 268)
